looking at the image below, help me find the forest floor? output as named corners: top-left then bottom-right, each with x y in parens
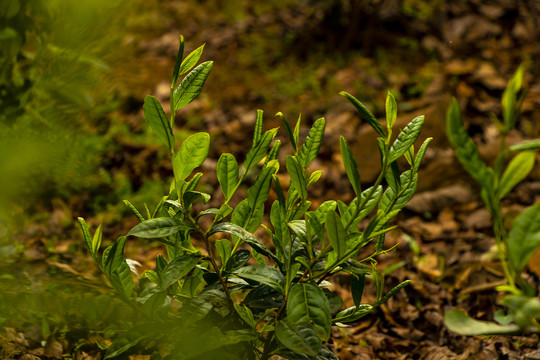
top-left (2, 1), bottom-right (540, 359)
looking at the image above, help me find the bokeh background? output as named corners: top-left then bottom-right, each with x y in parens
top-left (1, 0), bottom-right (540, 358)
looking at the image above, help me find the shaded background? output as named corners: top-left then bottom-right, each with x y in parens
top-left (1, 0), bottom-right (540, 359)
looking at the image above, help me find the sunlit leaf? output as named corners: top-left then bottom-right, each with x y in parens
top-left (173, 132), bottom-right (210, 181)
top-left (128, 217), bottom-right (192, 238)
top-left (298, 117), bottom-right (325, 167)
top-left (498, 151), bottom-right (535, 200)
top-left (507, 201), bottom-right (540, 272)
top-left (143, 95), bottom-right (174, 151)
top-left (173, 61), bottom-right (213, 111)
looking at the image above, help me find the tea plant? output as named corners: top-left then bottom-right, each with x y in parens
top-left (78, 36), bottom-right (431, 359)
top-left (444, 65), bottom-right (540, 335)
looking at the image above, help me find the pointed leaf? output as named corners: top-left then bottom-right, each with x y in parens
top-left (277, 112), bottom-right (297, 153)
top-left (380, 170), bottom-right (418, 213)
top-left (254, 109), bottom-right (264, 145)
top-left (128, 217), bottom-right (192, 238)
top-left (171, 35), bottom-right (185, 85)
top-left (224, 249), bottom-right (251, 272)
top-left (247, 160), bottom-right (279, 209)
top-left (178, 44), bottom-right (205, 76)
top-left (333, 304), bottom-right (373, 323)
top-left (173, 132), bottom-right (210, 181)
top-left (498, 151), bottom-right (535, 199)
top-left (143, 95), bottom-right (174, 151)
top-left (173, 61), bottom-right (213, 111)
top-left (287, 156), bottom-right (307, 201)
top-left (340, 136), bottom-right (361, 195)
top-left (103, 237), bottom-right (134, 298)
top-left (389, 115), bottom-right (424, 162)
top-left (386, 91), bottom-right (397, 129)
top-left (244, 128), bottom-right (278, 170)
top-left (298, 117), bottom-right (325, 167)
top-left (340, 91), bottom-right (386, 138)
top-left (161, 254), bottom-right (200, 289)
top-left (326, 210), bottom-right (346, 261)
top-left (509, 139), bottom-right (540, 151)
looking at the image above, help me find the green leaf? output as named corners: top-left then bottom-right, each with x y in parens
top-left (509, 139), bottom-right (540, 151)
top-left (234, 265), bottom-right (285, 294)
top-left (444, 308), bottom-right (520, 335)
top-left (340, 91), bottom-right (386, 138)
top-left (224, 249), bottom-right (251, 272)
top-left (173, 132), bottom-right (210, 181)
top-left (178, 44), bottom-right (205, 76)
top-left (264, 139), bottom-right (281, 167)
top-left (244, 127), bottom-right (278, 170)
top-left (298, 117), bottom-right (326, 167)
top-left (287, 156), bottom-right (307, 201)
top-left (123, 200), bottom-right (145, 222)
top-left (344, 185), bottom-right (383, 229)
top-left (275, 321), bottom-right (321, 357)
top-left (91, 223), bottom-right (102, 255)
top-left (171, 35), bottom-right (185, 85)
top-left (78, 217), bottom-right (93, 255)
top-left (231, 199), bottom-right (263, 234)
top-left (340, 136), bottom-right (361, 196)
top-left (234, 304), bottom-right (256, 329)
top-left (254, 109), bottom-right (264, 145)
top-left (127, 217), bottom-right (192, 238)
top-left (379, 170), bottom-right (418, 213)
top-left (374, 280), bottom-right (410, 306)
top-left (307, 170), bottom-right (323, 187)
top-left (388, 115), bottom-right (424, 163)
top-left (104, 328), bottom-right (146, 359)
top-left (385, 91), bottom-right (397, 129)
top-left (210, 222), bottom-right (276, 261)
top-left (103, 237), bottom-right (134, 298)
top-left (143, 95), bottom-right (174, 151)
top-left (502, 64), bottom-right (524, 131)
top-left (277, 112), bottom-right (297, 153)
top-left (446, 98), bottom-right (494, 192)
top-left (326, 210), bottom-right (346, 262)
top-left (183, 190), bottom-right (211, 208)
top-left (413, 137), bottom-right (433, 173)
top-left (216, 239), bottom-right (232, 268)
top-left (160, 254), bottom-right (200, 289)
top-left (287, 283), bottom-right (332, 341)
top-left (351, 274), bottom-right (365, 308)
top-left (507, 201), bottom-right (540, 272)
top-left (247, 160), bottom-right (279, 210)
top-left (498, 151), bottom-right (535, 199)
top-left (173, 61), bottom-right (213, 111)
top-left (333, 304), bottom-right (373, 323)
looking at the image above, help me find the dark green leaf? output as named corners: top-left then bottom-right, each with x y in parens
top-left (248, 160), bottom-right (279, 209)
top-left (225, 249), bottom-right (251, 272)
top-left (143, 95), bottom-right (174, 151)
top-left (103, 237), bottom-right (134, 298)
top-left (104, 328), bottom-right (146, 359)
top-left (340, 136), bottom-right (361, 195)
top-left (234, 265), bottom-right (285, 294)
top-left (326, 210), bottom-right (346, 262)
top-left (171, 35), bottom-right (184, 85)
top-left (351, 274), bottom-right (365, 308)
top-left (173, 132), bottom-right (210, 181)
top-left (340, 91), bottom-right (386, 138)
top-left (216, 239), bottom-right (232, 268)
top-left (287, 283), bottom-right (332, 341)
top-left (161, 254), bottom-right (200, 289)
top-left (173, 61), bottom-right (213, 111)
top-left (275, 321), bottom-right (321, 357)
top-left (128, 217), bottom-right (192, 238)
top-left (374, 280), bottom-right (410, 306)
top-left (277, 112), bottom-right (297, 153)
top-left (498, 151), bottom-right (535, 200)
top-left (444, 308), bottom-right (520, 335)
top-left (183, 190), bottom-right (211, 207)
top-left (389, 115), bottom-right (424, 163)
top-left (507, 201), bottom-right (540, 272)
top-left (298, 117), bottom-right (325, 167)
top-left (211, 222), bottom-right (276, 261)
top-left (379, 171), bottom-right (418, 213)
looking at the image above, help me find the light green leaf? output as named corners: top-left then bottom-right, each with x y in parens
top-left (103, 237), bottom-right (134, 298)
top-left (498, 151), bottom-right (535, 199)
top-left (298, 117), bottom-right (326, 167)
top-left (91, 223), bottom-right (102, 255)
top-left (502, 64), bottom-right (524, 131)
top-left (173, 132), bottom-right (210, 181)
top-left (287, 282), bottom-right (332, 341)
top-left (386, 91), bottom-right (397, 129)
top-left (254, 109), bottom-right (264, 145)
top-left (389, 115), bottom-right (424, 163)
top-left (173, 61), bottom-right (213, 111)
top-left (244, 128), bottom-right (278, 170)
top-left (78, 217), bottom-right (93, 255)
top-left (216, 239), bottom-right (232, 268)
top-left (507, 201), bottom-right (540, 272)
top-left (379, 170), bottom-right (418, 213)
top-left (127, 217), bottom-right (192, 238)
top-left (340, 136), bottom-right (361, 196)
top-left (444, 308), bottom-right (520, 335)
top-left (509, 139), bottom-right (540, 151)
top-left (340, 91), bottom-right (386, 138)
top-left (307, 170), bottom-right (323, 187)
top-left (333, 304), bottom-right (373, 323)
top-left (287, 156), bottom-right (307, 201)
top-left (234, 265), bottom-right (285, 294)
top-left (413, 137), bottom-right (433, 173)
top-left (160, 254), bottom-right (200, 289)
top-left (247, 160), bottom-right (279, 210)
top-left (210, 222), bottom-right (276, 261)
top-left (143, 95), bottom-right (174, 151)
top-left (178, 44), bottom-right (205, 76)
top-left (123, 200), bottom-right (145, 222)
top-left (344, 185), bottom-right (383, 229)
top-left (275, 321), bottom-right (321, 357)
